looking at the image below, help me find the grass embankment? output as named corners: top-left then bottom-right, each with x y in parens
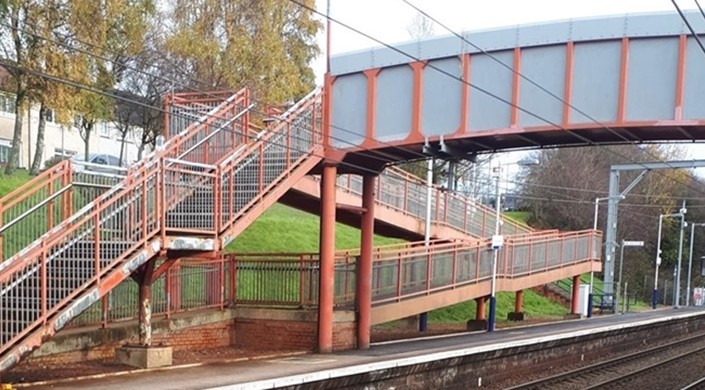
top-left (504, 210), bottom-right (530, 224)
top-left (0, 170), bottom-right (31, 197)
top-left (226, 204), bottom-right (402, 252)
top-left (229, 203), bottom-right (572, 326)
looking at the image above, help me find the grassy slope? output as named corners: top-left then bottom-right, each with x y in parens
top-left (504, 210), bottom-right (530, 224)
top-left (0, 170), bottom-right (31, 197)
top-left (429, 290), bottom-right (568, 324)
top-left (226, 203), bottom-right (402, 252)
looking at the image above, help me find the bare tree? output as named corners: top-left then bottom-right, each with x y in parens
top-left (407, 12), bottom-right (435, 40)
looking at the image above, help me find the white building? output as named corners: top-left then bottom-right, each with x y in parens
top-left (0, 92), bottom-right (146, 170)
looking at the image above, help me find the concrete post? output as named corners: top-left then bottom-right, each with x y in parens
top-left (318, 164), bottom-right (337, 353)
top-left (357, 175), bottom-right (375, 350)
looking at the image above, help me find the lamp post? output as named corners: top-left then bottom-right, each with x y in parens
top-left (617, 239), bottom-right (644, 314)
top-left (686, 222), bottom-right (705, 306)
top-left (591, 195), bottom-right (624, 318)
top-left (654, 211), bottom-right (686, 309)
top-left (488, 165), bottom-right (502, 332)
top-left (487, 158), bottom-right (538, 332)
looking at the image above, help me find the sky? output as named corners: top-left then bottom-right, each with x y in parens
top-left (311, 0), bottom-right (690, 78)
top-left (308, 0), bottom-right (705, 168)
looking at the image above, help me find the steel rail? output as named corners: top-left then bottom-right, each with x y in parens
top-left (507, 333), bottom-right (705, 390)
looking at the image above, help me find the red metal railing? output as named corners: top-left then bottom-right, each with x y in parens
top-left (0, 161), bottom-right (72, 262)
top-left (62, 230), bottom-right (600, 331)
top-left (331, 166), bottom-right (532, 238)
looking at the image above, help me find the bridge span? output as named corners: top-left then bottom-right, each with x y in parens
top-left (328, 11), bottom-right (705, 169)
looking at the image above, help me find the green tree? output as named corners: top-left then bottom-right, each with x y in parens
top-left (166, 0), bottom-right (321, 105)
top-left (67, 0), bottom-right (155, 159)
top-left (0, 0), bottom-right (154, 173)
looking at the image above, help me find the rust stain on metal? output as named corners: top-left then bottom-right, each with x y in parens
top-left (140, 297), bottom-right (152, 346)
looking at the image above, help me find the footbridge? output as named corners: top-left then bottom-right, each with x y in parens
top-left (1, 10), bottom-right (700, 374)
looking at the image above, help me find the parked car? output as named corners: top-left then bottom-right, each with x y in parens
top-left (71, 153), bottom-right (124, 173)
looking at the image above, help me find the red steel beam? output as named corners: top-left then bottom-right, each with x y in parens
top-left (510, 47), bottom-right (522, 128)
top-left (562, 41), bottom-right (575, 126)
top-left (617, 37), bottom-right (630, 123)
top-left (675, 34), bottom-right (687, 121)
top-left (363, 69), bottom-right (381, 147)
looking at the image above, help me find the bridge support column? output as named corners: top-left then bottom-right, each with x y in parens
top-left (507, 290), bottom-right (525, 321)
top-left (356, 175), bottom-right (375, 350)
top-left (318, 164), bottom-right (337, 353)
top-left (467, 297), bottom-right (488, 331)
top-left (135, 259), bottom-right (157, 347)
top-left (116, 257), bottom-right (172, 368)
top-left (571, 275), bottom-right (581, 316)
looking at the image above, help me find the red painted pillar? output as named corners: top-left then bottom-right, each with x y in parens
top-left (571, 275), bottom-right (581, 315)
top-left (476, 297), bottom-right (486, 320)
top-left (318, 164), bottom-right (337, 353)
top-left (515, 290), bottom-right (523, 313)
top-left (357, 175), bottom-right (375, 350)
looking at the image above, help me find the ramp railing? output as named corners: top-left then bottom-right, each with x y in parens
top-left (332, 167), bottom-right (532, 238)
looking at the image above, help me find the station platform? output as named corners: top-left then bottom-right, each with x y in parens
top-left (22, 307), bottom-right (705, 390)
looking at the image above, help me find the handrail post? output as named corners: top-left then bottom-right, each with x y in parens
top-left (94, 198), bottom-right (101, 281)
top-left (40, 247), bottom-right (47, 319)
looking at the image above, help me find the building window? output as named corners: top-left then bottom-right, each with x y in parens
top-left (0, 94), bottom-right (15, 114)
top-left (99, 122), bottom-right (110, 137)
top-left (0, 139), bottom-right (11, 164)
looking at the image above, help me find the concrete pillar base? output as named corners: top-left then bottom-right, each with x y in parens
top-left (563, 313), bottom-right (583, 320)
top-left (466, 319), bottom-right (488, 331)
top-left (114, 345), bottom-right (173, 368)
top-left (507, 312), bottom-right (525, 321)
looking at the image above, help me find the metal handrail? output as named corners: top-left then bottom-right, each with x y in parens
top-left (0, 185), bottom-right (72, 235)
top-left (176, 104), bottom-right (254, 160)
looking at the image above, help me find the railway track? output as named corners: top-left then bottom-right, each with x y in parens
top-left (507, 332), bottom-right (705, 390)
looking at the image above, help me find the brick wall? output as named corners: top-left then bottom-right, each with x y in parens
top-left (236, 320), bottom-right (317, 351)
top-left (24, 308), bottom-right (357, 366)
top-left (234, 310), bottom-right (358, 352)
top-left (26, 312), bottom-right (237, 366)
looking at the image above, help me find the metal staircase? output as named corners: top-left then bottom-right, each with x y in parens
top-left (0, 87), bottom-right (324, 373)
